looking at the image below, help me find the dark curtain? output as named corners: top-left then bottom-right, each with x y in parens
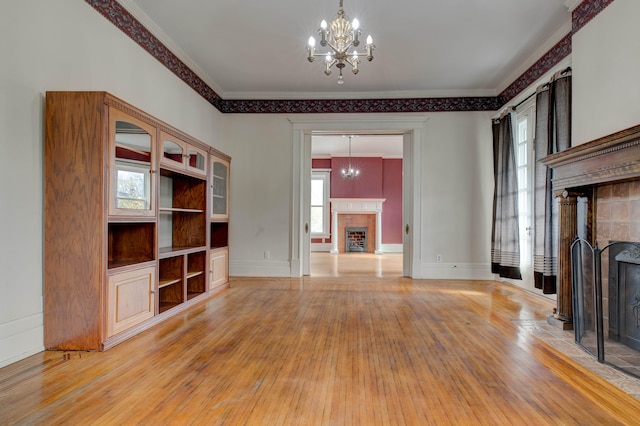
top-left (533, 70), bottom-right (572, 294)
top-left (491, 112), bottom-right (522, 280)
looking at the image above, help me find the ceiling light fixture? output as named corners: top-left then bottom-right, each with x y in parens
top-left (342, 136), bottom-right (360, 178)
top-left (306, 0), bottom-right (375, 85)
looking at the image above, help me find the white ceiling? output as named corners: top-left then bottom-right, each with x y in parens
top-left (312, 134), bottom-right (403, 158)
top-left (123, 0), bottom-right (571, 100)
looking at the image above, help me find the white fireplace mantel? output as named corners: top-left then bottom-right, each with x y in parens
top-left (329, 198), bottom-right (385, 254)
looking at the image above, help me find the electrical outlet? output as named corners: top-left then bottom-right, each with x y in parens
top-left (436, 254), bottom-right (442, 263)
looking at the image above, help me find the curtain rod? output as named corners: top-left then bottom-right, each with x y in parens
top-left (514, 66), bottom-right (572, 110)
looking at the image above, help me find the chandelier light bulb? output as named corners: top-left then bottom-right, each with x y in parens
top-left (366, 35), bottom-right (373, 45)
top-left (352, 18), bottom-right (359, 30)
top-left (321, 19), bottom-right (328, 29)
top-left (308, 36), bottom-right (316, 47)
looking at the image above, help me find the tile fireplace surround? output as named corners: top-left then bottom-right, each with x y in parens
top-left (329, 198), bottom-right (385, 255)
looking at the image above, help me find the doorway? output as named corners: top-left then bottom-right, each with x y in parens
top-left (289, 114), bottom-right (428, 279)
top-left (310, 133), bottom-right (403, 277)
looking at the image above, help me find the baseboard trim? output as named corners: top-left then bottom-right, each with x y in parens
top-left (420, 262), bottom-right (493, 280)
top-left (0, 312), bottom-right (45, 368)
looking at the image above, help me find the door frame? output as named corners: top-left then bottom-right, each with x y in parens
top-left (289, 114), bottom-right (427, 278)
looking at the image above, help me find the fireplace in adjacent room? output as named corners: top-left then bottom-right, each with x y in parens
top-left (345, 227), bottom-right (367, 253)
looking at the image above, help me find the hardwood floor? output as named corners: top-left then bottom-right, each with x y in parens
top-left (2, 270), bottom-right (640, 424)
top-left (311, 252), bottom-right (403, 277)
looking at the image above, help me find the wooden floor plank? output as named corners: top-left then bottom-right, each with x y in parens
top-left (2, 255), bottom-right (640, 424)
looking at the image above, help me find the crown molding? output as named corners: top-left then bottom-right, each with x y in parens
top-left (565, 0), bottom-right (584, 13)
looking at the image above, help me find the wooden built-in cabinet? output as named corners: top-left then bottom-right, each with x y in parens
top-left (209, 154), bottom-right (230, 289)
top-left (211, 156), bottom-right (230, 221)
top-left (45, 92), bottom-right (230, 351)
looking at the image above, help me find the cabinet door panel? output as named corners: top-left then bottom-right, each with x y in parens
top-left (108, 266), bottom-right (156, 337)
top-left (211, 157), bottom-right (230, 220)
top-left (109, 107), bottom-right (157, 217)
top-left (161, 138), bottom-right (185, 169)
top-left (210, 248), bottom-right (228, 288)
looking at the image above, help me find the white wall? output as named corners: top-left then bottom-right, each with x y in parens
top-left (572, 0), bottom-right (640, 145)
top-left (222, 112), bottom-right (494, 279)
top-left (421, 111), bottom-right (494, 279)
top-left (222, 114), bottom-right (294, 276)
top-left (0, 0), bottom-right (223, 367)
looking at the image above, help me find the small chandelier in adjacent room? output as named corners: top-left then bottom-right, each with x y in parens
top-left (342, 136), bottom-right (360, 178)
top-left (306, 0), bottom-right (375, 85)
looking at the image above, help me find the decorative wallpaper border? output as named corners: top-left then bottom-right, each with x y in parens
top-left (85, 0), bottom-right (614, 114)
top-left (84, 0), bottom-right (223, 110)
top-left (572, 0), bottom-right (615, 33)
top-left (497, 33), bottom-right (572, 106)
top-left (218, 97), bottom-right (501, 114)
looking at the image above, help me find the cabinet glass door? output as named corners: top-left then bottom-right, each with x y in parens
top-left (162, 139), bottom-right (185, 168)
top-left (211, 159), bottom-right (229, 220)
top-left (186, 146), bottom-right (207, 176)
top-left (109, 108), bottom-right (156, 216)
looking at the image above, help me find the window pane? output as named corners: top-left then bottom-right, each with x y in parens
top-left (311, 206), bottom-right (324, 233)
top-left (518, 119), bottom-right (527, 142)
top-left (518, 144), bottom-right (527, 166)
top-left (117, 169), bottom-right (147, 209)
top-left (311, 179), bottom-right (324, 206)
top-left (517, 167), bottom-right (526, 189)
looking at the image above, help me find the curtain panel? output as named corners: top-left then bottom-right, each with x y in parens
top-left (533, 70), bottom-right (572, 294)
top-left (491, 112), bottom-right (522, 280)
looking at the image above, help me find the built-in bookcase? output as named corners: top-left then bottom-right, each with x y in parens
top-left (44, 91), bottom-right (231, 351)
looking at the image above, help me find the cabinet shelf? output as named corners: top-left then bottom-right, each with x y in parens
top-left (186, 271), bottom-right (204, 279)
top-left (158, 278), bottom-right (181, 288)
top-left (159, 245), bottom-right (207, 258)
top-left (159, 301), bottom-right (181, 312)
top-left (159, 207), bottom-right (204, 214)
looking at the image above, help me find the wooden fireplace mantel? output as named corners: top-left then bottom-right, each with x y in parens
top-left (541, 123), bottom-right (640, 189)
top-left (541, 123), bottom-right (640, 329)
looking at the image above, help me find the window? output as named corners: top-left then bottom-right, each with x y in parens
top-left (515, 102), bottom-right (535, 288)
top-left (116, 160), bottom-right (151, 210)
top-left (311, 170), bottom-right (330, 238)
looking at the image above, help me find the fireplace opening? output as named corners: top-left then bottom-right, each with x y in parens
top-left (346, 227), bottom-right (367, 253)
top-left (573, 239), bottom-right (640, 377)
top-left (609, 243), bottom-right (640, 352)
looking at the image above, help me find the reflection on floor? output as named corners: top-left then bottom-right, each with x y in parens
top-left (517, 319), bottom-right (640, 399)
top-left (311, 252), bottom-right (403, 277)
top-left (312, 251), bottom-right (640, 400)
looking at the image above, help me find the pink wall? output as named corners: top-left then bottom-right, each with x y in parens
top-left (311, 157), bottom-right (402, 245)
top-left (331, 157), bottom-right (383, 198)
top-left (382, 159), bottom-right (403, 244)
top-left (312, 158), bottom-right (332, 169)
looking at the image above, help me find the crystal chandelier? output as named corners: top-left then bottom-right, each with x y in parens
top-left (306, 0), bottom-right (375, 85)
top-left (342, 136), bottom-right (360, 178)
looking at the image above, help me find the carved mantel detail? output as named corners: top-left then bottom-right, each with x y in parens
top-left (541, 124), bottom-right (640, 188)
